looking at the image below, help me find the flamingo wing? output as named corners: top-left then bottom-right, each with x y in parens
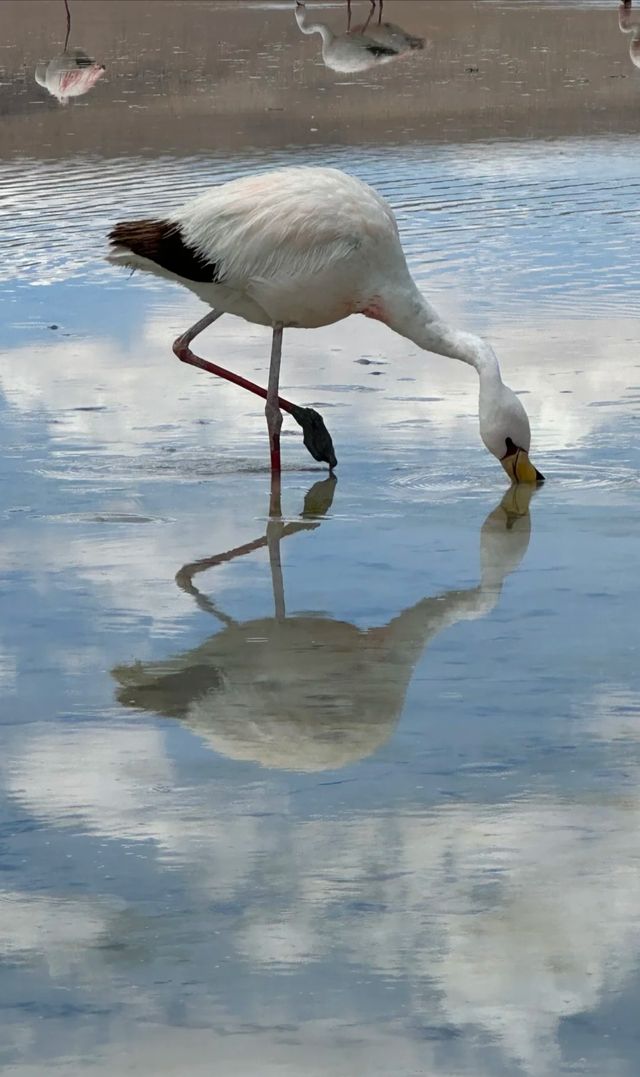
top-left (173, 167), bottom-right (398, 287)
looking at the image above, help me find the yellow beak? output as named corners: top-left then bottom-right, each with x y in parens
top-left (501, 448), bottom-right (545, 485)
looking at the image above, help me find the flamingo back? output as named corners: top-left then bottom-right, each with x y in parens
top-left (172, 167), bottom-right (400, 286)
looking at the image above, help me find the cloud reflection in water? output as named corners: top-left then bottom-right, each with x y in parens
top-left (114, 480), bottom-right (536, 772)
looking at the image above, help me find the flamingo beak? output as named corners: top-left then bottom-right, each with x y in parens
top-left (501, 446), bottom-right (545, 485)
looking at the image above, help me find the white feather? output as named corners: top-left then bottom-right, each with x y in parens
top-left (172, 166), bottom-right (398, 285)
top-left (112, 165), bottom-right (542, 474)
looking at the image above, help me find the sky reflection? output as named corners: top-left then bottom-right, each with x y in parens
top-left (1, 1), bottom-right (640, 1075)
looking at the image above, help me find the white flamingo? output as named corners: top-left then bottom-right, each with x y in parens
top-left (295, 1), bottom-right (424, 75)
top-left (619, 0), bottom-right (640, 70)
top-left (35, 47), bottom-right (105, 105)
top-left (108, 166), bottom-right (544, 483)
top-left (35, 0), bottom-right (105, 106)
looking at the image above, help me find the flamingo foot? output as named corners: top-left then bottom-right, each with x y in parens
top-left (289, 405), bottom-right (338, 470)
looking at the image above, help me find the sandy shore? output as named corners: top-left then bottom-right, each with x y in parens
top-left (1, 0), bottom-right (638, 157)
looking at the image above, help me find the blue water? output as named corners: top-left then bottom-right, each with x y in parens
top-left (1, 1), bottom-right (640, 1074)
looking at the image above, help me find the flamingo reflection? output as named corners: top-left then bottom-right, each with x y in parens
top-left (295, 0), bottom-right (424, 75)
top-left (114, 479), bottom-right (537, 772)
top-left (35, 0), bottom-right (105, 105)
top-left (619, 1), bottom-right (640, 70)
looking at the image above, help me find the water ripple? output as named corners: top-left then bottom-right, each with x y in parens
top-left (3, 139), bottom-right (639, 319)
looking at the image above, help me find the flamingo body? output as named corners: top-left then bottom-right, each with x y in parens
top-left (35, 48), bottom-right (105, 104)
top-left (110, 167), bottom-right (401, 329)
top-left (295, 4), bottom-right (424, 74)
top-left (108, 166), bottom-right (544, 482)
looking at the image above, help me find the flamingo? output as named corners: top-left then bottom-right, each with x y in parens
top-left (108, 166), bottom-right (544, 483)
top-left (35, 48), bottom-right (106, 104)
top-left (295, 1), bottom-right (424, 75)
top-left (35, 0), bottom-right (105, 106)
top-left (619, 0), bottom-right (640, 70)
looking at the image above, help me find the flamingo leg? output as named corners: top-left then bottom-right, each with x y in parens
top-left (175, 473), bottom-right (337, 628)
top-left (266, 324), bottom-right (284, 473)
top-left (173, 310), bottom-right (292, 408)
top-left (64, 0), bottom-right (71, 52)
top-left (266, 474), bottom-right (286, 620)
top-left (172, 311), bottom-right (337, 470)
top-left (173, 309), bottom-right (222, 348)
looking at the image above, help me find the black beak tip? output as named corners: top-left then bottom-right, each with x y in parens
top-left (535, 468), bottom-right (545, 483)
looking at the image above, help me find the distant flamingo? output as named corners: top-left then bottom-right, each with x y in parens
top-left (35, 0), bottom-right (105, 105)
top-left (35, 48), bottom-right (105, 104)
top-left (296, 0), bottom-right (424, 75)
top-left (108, 167), bottom-right (544, 483)
top-left (619, 0), bottom-right (640, 70)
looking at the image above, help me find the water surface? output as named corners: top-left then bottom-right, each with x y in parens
top-left (1, 1), bottom-right (640, 1074)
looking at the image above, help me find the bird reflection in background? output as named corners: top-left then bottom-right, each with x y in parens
top-left (34, 0), bottom-right (105, 105)
top-left (296, 0), bottom-right (424, 74)
top-left (619, 0), bottom-right (640, 70)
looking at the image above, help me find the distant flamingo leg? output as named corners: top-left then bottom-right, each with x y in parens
top-left (64, 0), bottom-right (71, 52)
top-left (363, 0), bottom-right (376, 33)
top-left (266, 324), bottom-right (284, 473)
top-left (172, 310), bottom-right (338, 470)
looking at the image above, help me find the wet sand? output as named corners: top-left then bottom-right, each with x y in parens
top-left (1, 0), bottom-right (639, 155)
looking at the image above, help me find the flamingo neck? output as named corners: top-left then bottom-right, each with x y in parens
top-left (620, 5), bottom-right (639, 33)
top-left (378, 283), bottom-right (504, 386)
top-left (295, 10), bottom-right (334, 47)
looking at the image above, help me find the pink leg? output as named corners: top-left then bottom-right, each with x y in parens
top-left (172, 311), bottom-right (337, 470)
top-left (172, 311), bottom-right (296, 414)
top-left (64, 0), bottom-right (71, 51)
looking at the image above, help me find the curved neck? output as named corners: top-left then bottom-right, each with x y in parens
top-left (379, 282), bottom-right (504, 385)
top-left (619, 6), bottom-right (640, 33)
top-left (295, 9), bottom-right (334, 46)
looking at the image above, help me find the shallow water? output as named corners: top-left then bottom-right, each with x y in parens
top-left (1, 1), bottom-right (640, 1074)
